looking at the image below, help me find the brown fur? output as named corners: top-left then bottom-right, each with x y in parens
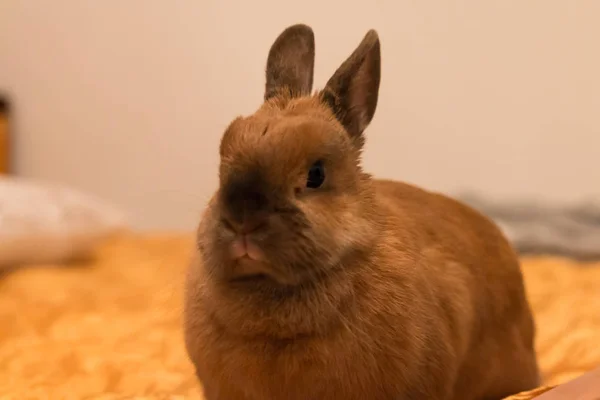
top-left (184, 24), bottom-right (540, 400)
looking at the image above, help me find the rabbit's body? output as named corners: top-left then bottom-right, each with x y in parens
top-left (184, 24), bottom-right (539, 400)
top-left (186, 179), bottom-right (538, 400)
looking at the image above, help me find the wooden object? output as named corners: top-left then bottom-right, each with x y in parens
top-left (0, 95), bottom-right (9, 174)
top-left (506, 386), bottom-right (556, 399)
top-left (506, 368), bottom-right (600, 399)
top-left (535, 367), bottom-right (600, 399)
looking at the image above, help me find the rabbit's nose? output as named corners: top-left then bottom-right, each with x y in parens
top-left (222, 212), bottom-right (268, 235)
top-left (221, 171), bottom-right (271, 222)
top-left (239, 214), bottom-right (267, 234)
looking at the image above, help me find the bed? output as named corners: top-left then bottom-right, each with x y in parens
top-left (1, 114), bottom-right (599, 399)
top-left (1, 234), bottom-right (600, 399)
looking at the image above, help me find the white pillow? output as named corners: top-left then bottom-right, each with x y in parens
top-left (0, 177), bottom-right (128, 268)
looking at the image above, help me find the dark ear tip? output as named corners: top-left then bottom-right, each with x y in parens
top-left (362, 29), bottom-right (380, 48)
top-left (284, 23), bottom-right (314, 35)
top-left (274, 23), bottom-right (315, 46)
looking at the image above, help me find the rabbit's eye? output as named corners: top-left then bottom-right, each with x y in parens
top-left (306, 160), bottom-right (325, 189)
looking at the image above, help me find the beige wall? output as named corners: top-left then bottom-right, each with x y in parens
top-left (1, 1), bottom-right (599, 230)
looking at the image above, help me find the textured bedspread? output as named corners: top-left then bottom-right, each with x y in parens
top-left (1, 234), bottom-right (599, 399)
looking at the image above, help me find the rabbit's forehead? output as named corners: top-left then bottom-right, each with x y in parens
top-left (231, 114), bottom-right (345, 159)
top-left (220, 115), bottom-right (349, 187)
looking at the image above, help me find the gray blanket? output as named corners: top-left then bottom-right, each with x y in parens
top-left (457, 194), bottom-right (600, 260)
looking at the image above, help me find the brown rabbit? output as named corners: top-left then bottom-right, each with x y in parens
top-left (184, 24), bottom-right (540, 400)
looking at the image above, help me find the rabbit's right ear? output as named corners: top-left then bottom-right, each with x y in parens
top-left (264, 24), bottom-right (315, 101)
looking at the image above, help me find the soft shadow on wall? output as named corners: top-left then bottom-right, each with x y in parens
top-left (0, 1), bottom-right (599, 230)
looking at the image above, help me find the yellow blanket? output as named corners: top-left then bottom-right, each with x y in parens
top-left (1, 234), bottom-right (599, 399)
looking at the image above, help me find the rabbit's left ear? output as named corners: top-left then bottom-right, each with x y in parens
top-left (265, 24), bottom-right (315, 101)
top-left (321, 30), bottom-right (381, 142)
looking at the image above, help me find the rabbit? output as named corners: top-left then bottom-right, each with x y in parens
top-left (184, 24), bottom-right (540, 400)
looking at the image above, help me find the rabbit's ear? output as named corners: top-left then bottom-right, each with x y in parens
top-left (265, 24), bottom-right (315, 101)
top-left (322, 30), bottom-right (381, 143)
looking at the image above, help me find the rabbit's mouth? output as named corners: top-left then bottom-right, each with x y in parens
top-left (229, 256), bottom-right (269, 281)
top-left (229, 234), bottom-right (266, 262)
top-left (219, 228), bottom-right (299, 284)
top-left (227, 233), bottom-right (269, 280)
